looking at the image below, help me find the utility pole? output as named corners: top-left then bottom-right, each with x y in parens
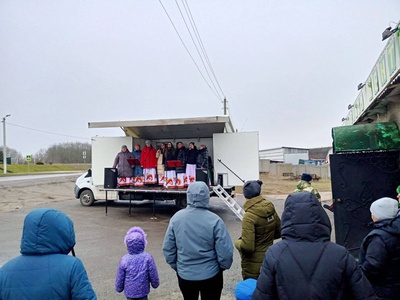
top-left (223, 97), bottom-right (227, 115)
top-left (2, 114), bottom-right (11, 175)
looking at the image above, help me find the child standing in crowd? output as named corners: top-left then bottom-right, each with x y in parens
top-left (115, 227), bottom-right (159, 300)
top-left (359, 197), bottom-right (400, 299)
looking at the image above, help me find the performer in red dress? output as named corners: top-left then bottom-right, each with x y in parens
top-left (140, 140), bottom-right (157, 185)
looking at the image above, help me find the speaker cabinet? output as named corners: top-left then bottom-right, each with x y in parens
top-left (104, 168), bottom-right (117, 188)
top-left (196, 168), bottom-right (209, 185)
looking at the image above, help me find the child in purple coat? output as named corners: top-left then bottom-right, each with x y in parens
top-left (115, 227), bottom-right (159, 300)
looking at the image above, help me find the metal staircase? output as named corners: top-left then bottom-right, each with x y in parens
top-left (212, 184), bottom-right (245, 221)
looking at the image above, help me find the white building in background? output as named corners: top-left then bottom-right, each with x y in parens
top-left (259, 147), bottom-right (309, 164)
top-left (259, 146), bottom-right (332, 165)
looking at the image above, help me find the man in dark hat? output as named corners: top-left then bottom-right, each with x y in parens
top-left (294, 173), bottom-right (321, 202)
top-left (235, 180), bottom-right (281, 279)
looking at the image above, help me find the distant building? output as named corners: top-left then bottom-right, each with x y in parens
top-left (259, 147), bottom-right (308, 164)
top-left (259, 146), bottom-right (332, 165)
top-left (308, 147), bottom-right (332, 165)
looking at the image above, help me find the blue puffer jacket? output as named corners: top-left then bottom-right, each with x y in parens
top-left (162, 182), bottom-right (233, 280)
top-left (0, 208), bottom-right (97, 300)
top-left (252, 192), bottom-right (375, 300)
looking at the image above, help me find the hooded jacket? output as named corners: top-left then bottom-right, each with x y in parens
top-left (0, 208), bottom-right (97, 300)
top-left (359, 214), bottom-right (400, 298)
top-left (235, 195), bottom-right (281, 279)
top-left (252, 192), bottom-right (375, 300)
top-left (162, 182), bottom-right (233, 280)
top-left (115, 227), bottom-right (159, 298)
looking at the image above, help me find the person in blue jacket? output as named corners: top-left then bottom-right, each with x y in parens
top-left (0, 208), bottom-right (97, 300)
top-left (162, 181), bottom-right (234, 300)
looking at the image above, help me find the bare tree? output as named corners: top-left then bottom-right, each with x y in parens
top-left (0, 147), bottom-right (24, 164)
top-left (36, 142), bottom-right (91, 164)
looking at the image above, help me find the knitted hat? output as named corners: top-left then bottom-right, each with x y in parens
top-left (121, 145), bottom-right (127, 149)
top-left (301, 173), bottom-right (312, 182)
top-left (235, 278), bottom-right (257, 300)
top-left (243, 180), bottom-right (262, 199)
top-left (370, 197), bottom-right (398, 221)
top-left (145, 140), bottom-right (151, 144)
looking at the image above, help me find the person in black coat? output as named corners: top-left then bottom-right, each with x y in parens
top-left (163, 142), bottom-right (176, 188)
top-left (252, 192), bottom-right (375, 300)
top-left (359, 197), bottom-right (400, 299)
top-left (175, 142), bottom-right (187, 188)
top-left (196, 144), bottom-right (208, 170)
top-left (185, 142), bottom-right (198, 185)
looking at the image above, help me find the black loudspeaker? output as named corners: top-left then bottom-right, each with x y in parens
top-left (104, 168), bottom-right (117, 188)
top-left (196, 169), bottom-right (209, 184)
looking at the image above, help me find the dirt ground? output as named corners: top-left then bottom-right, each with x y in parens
top-left (0, 174), bottom-right (333, 300)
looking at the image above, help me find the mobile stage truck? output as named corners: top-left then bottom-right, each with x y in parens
top-left (74, 116), bottom-right (259, 214)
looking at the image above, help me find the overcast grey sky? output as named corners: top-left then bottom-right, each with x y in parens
top-left (1, 1), bottom-right (399, 156)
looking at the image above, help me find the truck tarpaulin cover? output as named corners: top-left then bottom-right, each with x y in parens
top-left (332, 122), bottom-right (400, 153)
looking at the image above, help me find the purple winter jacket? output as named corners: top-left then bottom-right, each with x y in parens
top-left (115, 227), bottom-right (159, 298)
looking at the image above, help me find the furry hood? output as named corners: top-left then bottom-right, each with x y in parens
top-left (125, 227), bottom-right (147, 254)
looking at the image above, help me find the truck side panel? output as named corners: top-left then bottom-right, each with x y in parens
top-left (92, 136), bottom-right (133, 186)
top-left (213, 132), bottom-right (259, 186)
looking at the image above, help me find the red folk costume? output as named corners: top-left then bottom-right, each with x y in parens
top-left (140, 146), bottom-right (157, 168)
top-left (140, 145), bottom-right (157, 184)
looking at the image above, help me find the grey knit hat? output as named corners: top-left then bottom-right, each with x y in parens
top-left (243, 180), bottom-right (262, 199)
top-left (370, 197), bottom-right (398, 221)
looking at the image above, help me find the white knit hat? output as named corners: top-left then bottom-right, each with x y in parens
top-left (370, 197), bottom-right (398, 221)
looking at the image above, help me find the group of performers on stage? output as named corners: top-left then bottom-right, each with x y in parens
top-left (112, 141), bottom-right (210, 188)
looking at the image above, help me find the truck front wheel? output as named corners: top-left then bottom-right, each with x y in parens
top-left (80, 190), bottom-right (95, 206)
top-left (176, 196), bottom-right (187, 209)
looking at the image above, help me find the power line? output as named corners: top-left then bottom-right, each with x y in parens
top-left (158, 0), bottom-right (222, 101)
top-left (7, 122), bottom-right (90, 140)
top-left (181, 0), bottom-right (225, 98)
top-left (174, 0), bottom-right (222, 99)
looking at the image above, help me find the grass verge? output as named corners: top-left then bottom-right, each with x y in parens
top-left (235, 172), bottom-right (332, 195)
top-left (0, 164), bottom-right (91, 176)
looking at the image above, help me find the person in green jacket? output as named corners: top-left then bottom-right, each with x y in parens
top-left (235, 180), bottom-right (281, 279)
top-left (294, 173), bottom-right (321, 202)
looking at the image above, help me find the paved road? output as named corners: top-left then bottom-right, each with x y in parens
top-left (0, 172), bottom-right (83, 182)
top-left (0, 175), bottom-right (334, 300)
